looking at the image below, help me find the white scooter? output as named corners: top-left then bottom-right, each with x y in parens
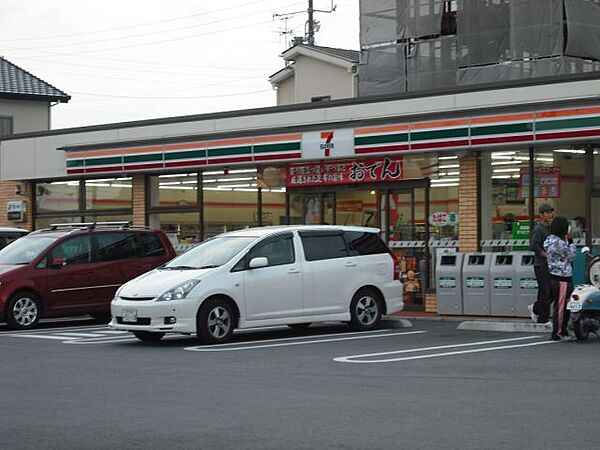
top-left (567, 247), bottom-right (600, 340)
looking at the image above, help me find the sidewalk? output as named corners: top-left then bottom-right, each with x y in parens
top-left (388, 310), bottom-right (554, 333)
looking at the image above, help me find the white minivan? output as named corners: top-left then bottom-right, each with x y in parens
top-left (109, 225), bottom-right (403, 343)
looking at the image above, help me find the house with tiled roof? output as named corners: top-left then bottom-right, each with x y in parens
top-left (269, 44), bottom-right (359, 106)
top-left (0, 56), bottom-right (70, 137)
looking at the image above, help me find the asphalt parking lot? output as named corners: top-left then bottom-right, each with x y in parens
top-left (1, 318), bottom-right (599, 450)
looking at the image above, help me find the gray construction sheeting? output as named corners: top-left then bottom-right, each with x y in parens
top-left (360, 0), bottom-right (397, 46)
top-left (407, 36), bottom-right (457, 91)
top-left (457, 56), bottom-right (600, 86)
top-left (509, 0), bottom-right (564, 60)
top-left (399, 0), bottom-right (444, 39)
top-left (565, 0), bottom-right (600, 61)
top-left (358, 45), bottom-right (407, 96)
top-left (457, 0), bottom-right (511, 67)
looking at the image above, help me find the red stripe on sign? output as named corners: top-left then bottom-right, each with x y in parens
top-left (84, 166), bottom-right (123, 173)
top-left (355, 144), bottom-right (409, 154)
top-left (536, 129), bottom-right (600, 141)
top-left (164, 160), bottom-right (207, 168)
top-left (410, 139), bottom-right (470, 150)
top-left (254, 152), bottom-right (301, 161)
top-left (67, 169), bottom-right (86, 174)
top-left (207, 156), bottom-right (253, 165)
top-left (123, 163), bottom-right (164, 171)
top-left (471, 135), bottom-right (534, 146)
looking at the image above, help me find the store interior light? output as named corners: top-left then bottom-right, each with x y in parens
top-left (431, 183), bottom-right (459, 188)
top-left (535, 157), bottom-right (554, 162)
top-left (159, 173), bottom-right (193, 178)
top-left (85, 183), bottom-right (111, 187)
top-left (438, 155), bottom-right (458, 160)
top-left (439, 164), bottom-right (460, 169)
top-left (553, 149), bottom-right (586, 154)
top-left (493, 168), bottom-right (521, 173)
top-left (216, 177), bottom-right (254, 182)
top-left (492, 175), bottom-right (512, 179)
top-left (491, 160), bottom-right (523, 166)
top-left (110, 184), bottom-right (132, 188)
top-left (431, 177), bottom-right (459, 183)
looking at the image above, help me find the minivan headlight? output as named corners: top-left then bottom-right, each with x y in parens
top-left (157, 280), bottom-right (200, 302)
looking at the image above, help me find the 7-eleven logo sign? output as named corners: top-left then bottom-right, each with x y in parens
top-left (320, 131), bottom-right (334, 157)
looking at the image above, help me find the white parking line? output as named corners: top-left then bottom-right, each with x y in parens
top-left (334, 335), bottom-right (557, 364)
top-left (185, 330), bottom-right (426, 352)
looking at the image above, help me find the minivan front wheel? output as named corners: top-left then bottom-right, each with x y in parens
top-left (197, 298), bottom-right (234, 344)
top-left (349, 288), bottom-right (382, 331)
top-left (6, 292), bottom-right (41, 330)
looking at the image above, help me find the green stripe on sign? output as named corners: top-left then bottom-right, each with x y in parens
top-left (207, 146), bottom-right (252, 157)
top-left (471, 122), bottom-right (533, 136)
top-left (164, 149), bottom-right (206, 160)
top-left (67, 159), bottom-right (84, 168)
top-left (410, 128), bottom-right (468, 141)
top-left (253, 142), bottom-right (300, 154)
top-left (535, 116), bottom-right (600, 131)
top-left (355, 133), bottom-right (408, 146)
top-left (85, 156), bottom-right (123, 166)
top-left (124, 153), bottom-right (163, 163)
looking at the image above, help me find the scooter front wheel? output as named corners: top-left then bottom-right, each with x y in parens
top-left (572, 312), bottom-right (591, 340)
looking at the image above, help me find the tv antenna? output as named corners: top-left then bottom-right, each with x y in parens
top-left (273, 0), bottom-right (337, 47)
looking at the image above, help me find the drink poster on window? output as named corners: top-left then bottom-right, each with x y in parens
top-left (519, 167), bottom-right (561, 198)
top-left (287, 155), bottom-right (404, 187)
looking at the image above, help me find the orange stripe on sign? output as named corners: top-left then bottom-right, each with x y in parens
top-left (68, 145), bottom-right (164, 159)
top-left (253, 134), bottom-right (302, 144)
top-left (355, 124), bottom-right (409, 135)
top-left (535, 106), bottom-right (600, 119)
top-left (410, 118), bottom-right (470, 130)
top-left (205, 137), bottom-right (254, 148)
top-left (470, 112), bottom-right (534, 125)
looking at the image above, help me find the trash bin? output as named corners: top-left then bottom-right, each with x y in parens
top-left (515, 252), bottom-right (537, 318)
top-left (436, 252), bottom-right (464, 315)
top-left (462, 252), bottom-right (492, 316)
top-left (490, 253), bottom-right (517, 317)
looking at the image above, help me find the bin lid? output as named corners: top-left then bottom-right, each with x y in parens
top-left (589, 257), bottom-right (600, 287)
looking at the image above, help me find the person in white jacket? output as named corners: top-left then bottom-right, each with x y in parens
top-left (543, 216), bottom-right (577, 341)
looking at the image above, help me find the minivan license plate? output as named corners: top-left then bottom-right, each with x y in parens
top-left (122, 309), bottom-right (138, 323)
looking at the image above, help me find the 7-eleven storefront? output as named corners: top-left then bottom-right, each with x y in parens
top-left (2, 79), bottom-right (600, 312)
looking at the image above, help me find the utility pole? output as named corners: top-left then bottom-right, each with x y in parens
top-left (307, 0), bottom-right (315, 46)
top-left (273, 0), bottom-right (336, 48)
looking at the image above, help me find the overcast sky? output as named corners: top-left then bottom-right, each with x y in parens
top-left (0, 0), bottom-right (359, 130)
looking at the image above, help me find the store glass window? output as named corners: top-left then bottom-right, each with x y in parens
top-left (594, 148), bottom-right (600, 191)
top-left (149, 212), bottom-right (200, 246)
top-left (85, 177), bottom-right (132, 210)
top-left (36, 181), bottom-right (80, 213)
top-left (35, 216), bottom-right (82, 231)
top-left (203, 168), bottom-right (258, 238)
top-left (257, 166), bottom-right (287, 226)
top-left (149, 173), bottom-right (198, 207)
top-left (83, 214), bottom-right (133, 225)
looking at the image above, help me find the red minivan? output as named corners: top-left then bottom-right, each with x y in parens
top-left (0, 223), bottom-right (175, 330)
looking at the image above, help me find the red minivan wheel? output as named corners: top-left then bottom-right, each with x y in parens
top-left (6, 292), bottom-right (42, 330)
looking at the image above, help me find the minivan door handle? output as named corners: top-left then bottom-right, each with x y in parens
top-left (287, 268), bottom-right (301, 274)
top-left (344, 262), bottom-right (357, 268)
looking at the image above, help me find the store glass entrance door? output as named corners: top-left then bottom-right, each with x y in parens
top-left (384, 186), bottom-right (430, 309)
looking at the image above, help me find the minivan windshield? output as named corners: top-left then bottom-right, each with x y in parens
top-left (0, 235), bottom-right (59, 265)
top-left (162, 236), bottom-right (256, 269)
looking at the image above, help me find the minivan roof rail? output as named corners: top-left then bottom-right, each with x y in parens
top-left (48, 221), bottom-right (131, 231)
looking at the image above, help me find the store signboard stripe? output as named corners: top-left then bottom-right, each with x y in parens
top-left (84, 156), bottom-right (123, 167)
top-left (536, 106), bottom-right (600, 119)
top-left (410, 118), bottom-right (470, 130)
top-left (207, 156), bottom-right (253, 165)
top-left (471, 122), bottom-right (534, 136)
top-left (67, 168), bottom-right (86, 174)
top-left (164, 149), bottom-right (207, 160)
top-left (124, 153), bottom-right (163, 163)
top-left (355, 144), bottom-right (410, 154)
top-left (164, 159), bottom-right (207, 168)
top-left (207, 146), bottom-right (252, 157)
top-left (66, 160), bottom-right (84, 167)
top-left (410, 128), bottom-right (469, 141)
top-left (535, 116), bottom-right (600, 131)
top-left (471, 135), bottom-right (534, 146)
top-left (355, 124), bottom-right (410, 136)
top-left (355, 133), bottom-right (409, 146)
top-left (254, 152), bottom-right (301, 161)
top-left (67, 145), bottom-right (164, 159)
top-left (253, 142), bottom-right (301, 154)
top-left (253, 133), bottom-right (302, 144)
top-left (470, 112), bottom-right (534, 125)
top-left (83, 166), bottom-right (124, 173)
top-left (536, 129), bottom-right (600, 141)
top-left (411, 139), bottom-right (470, 150)
top-left (122, 162), bottom-right (164, 171)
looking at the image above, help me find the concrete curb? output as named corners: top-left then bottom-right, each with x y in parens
top-left (457, 321), bottom-right (553, 333)
top-left (381, 317), bottom-right (413, 328)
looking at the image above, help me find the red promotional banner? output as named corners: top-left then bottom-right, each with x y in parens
top-left (519, 166), bottom-right (561, 198)
top-left (287, 155), bottom-right (404, 187)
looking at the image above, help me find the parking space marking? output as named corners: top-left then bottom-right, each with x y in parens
top-left (185, 330), bottom-right (426, 352)
top-left (334, 335), bottom-right (556, 364)
top-left (1, 327), bottom-right (136, 344)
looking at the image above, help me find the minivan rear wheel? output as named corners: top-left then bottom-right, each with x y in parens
top-left (349, 288), bottom-right (382, 331)
top-left (6, 292), bottom-right (42, 330)
top-left (197, 298), bottom-right (235, 344)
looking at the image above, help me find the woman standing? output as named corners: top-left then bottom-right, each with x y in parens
top-left (543, 216), bottom-right (577, 341)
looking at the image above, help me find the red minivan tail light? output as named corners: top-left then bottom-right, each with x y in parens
top-left (389, 251), bottom-right (400, 281)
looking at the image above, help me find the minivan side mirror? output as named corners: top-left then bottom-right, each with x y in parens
top-left (248, 257), bottom-right (268, 269)
top-left (50, 257), bottom-right (67, 268)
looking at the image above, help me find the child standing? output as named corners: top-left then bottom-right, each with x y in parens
top-left (543, 216), bottom-right (577, 341)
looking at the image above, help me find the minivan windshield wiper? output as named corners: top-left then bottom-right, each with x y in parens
top-left (196, 265), bottom-right (220, 269)
top-left (161, 265), bottom-right (197, 270)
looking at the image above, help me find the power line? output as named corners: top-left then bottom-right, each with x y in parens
top-left (70, 89), bottom-right (273, 100)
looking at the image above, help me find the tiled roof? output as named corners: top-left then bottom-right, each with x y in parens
top-left (0, 57), bottom-right (70, 102)
top-left (307, 45), bottom-right (360, 62)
